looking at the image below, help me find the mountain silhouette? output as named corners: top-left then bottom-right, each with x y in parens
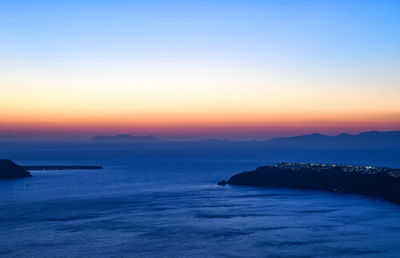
top-left (92, 134), bottom-right (158, 141)
top-left (0, 134), bottom-right (17, 140)
top-left (269, 130), bottom-right (400, 147)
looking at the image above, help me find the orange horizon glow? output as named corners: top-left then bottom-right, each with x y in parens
top-left (1, 112), bottom-right (400, 127)
top-left (2, 88), bottom-right (399, 139)
top-left (1, 110), bottom-right (399, 140)
top-left (1, 1), bottom-right (399, 140)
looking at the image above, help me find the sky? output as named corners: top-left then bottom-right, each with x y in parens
top-left (1, 0), bottom-right (399, 140)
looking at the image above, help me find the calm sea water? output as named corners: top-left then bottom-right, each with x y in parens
top-left (1, 142), bottom-right (400, 257)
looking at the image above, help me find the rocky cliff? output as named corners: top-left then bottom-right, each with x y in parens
top-left (221, 163), bottom-right (400, 204)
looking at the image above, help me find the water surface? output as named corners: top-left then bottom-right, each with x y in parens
top-left (1, 142), bottom-right (400, 257)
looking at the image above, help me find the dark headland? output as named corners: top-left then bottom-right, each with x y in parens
top-left (219, 163), bottom-right (400, 204)
top-left (0, 159), bottom-right (32, 179)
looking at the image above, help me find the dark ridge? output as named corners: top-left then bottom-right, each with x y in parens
top-left (268, 130), bottom-right (400, 146)
top-left (92, 134), bottom-right (157, 141)
top-left (0, 159), bottom-right (31, 179)
top-left (221, 163), bottom-right (400, 204)
top-left (270, 133), bottom-right (330, 142)
top-left (1, 134), bottom-right (17, 139)
top-left (22, 165), bottom-right (103, 170)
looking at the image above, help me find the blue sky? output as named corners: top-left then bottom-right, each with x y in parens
top-left (2, 0), bottom-right (399, 63)
top-left (1, 0), bottom-right (399, 139)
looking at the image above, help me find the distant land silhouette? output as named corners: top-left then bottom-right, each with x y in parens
top-left (0, 134), bottom-right (17, 140)
top-left (92, 130), bottom-right (400, 144)
top-left (1, 130), bottom-right (399, 146)
top-left (200, 138), bottom-right (231, 142)
top-left (92, 134), bottom-right (158, 141)
top-left (268, 130), bottom-right (400, 147)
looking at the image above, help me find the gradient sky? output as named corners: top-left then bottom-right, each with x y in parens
top-left (1, 0), bottom-right (399, 140)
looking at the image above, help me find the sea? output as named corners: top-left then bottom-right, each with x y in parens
top-left (1, 141), bottom-right (400, 257)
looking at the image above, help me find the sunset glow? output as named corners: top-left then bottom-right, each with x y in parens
top-left (1, 0), bottom-right (399, 139)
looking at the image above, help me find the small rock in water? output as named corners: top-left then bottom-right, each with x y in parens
top-left (217, 180), bottom-right (227, 186)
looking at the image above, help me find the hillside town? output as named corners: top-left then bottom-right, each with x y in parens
top-left (273, 162), bottom-right (400, 177)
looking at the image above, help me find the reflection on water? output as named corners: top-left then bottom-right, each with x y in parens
top-left (1, 142), bottom-right (400, 257)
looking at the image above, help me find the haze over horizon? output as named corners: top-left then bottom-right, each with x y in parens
top-left (1, 0), bottom-right (399, 140)
top-left (2, 129), bottom-right (400, 142)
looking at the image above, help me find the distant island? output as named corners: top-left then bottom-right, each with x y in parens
top-left (268, 130), bottom-right (400, 147)
top-left (92, 134), bottom-right (158, 141)
top-left (1, 130), bottom-right (400, 145)
top-left (1, 134), bottom-right (17, 140)
top-left (90, 130), bottom-right (400, 145)
top-left (199, 138), bottom-right (230, 142)
top-left (219, 162), bottom-right (400, 204)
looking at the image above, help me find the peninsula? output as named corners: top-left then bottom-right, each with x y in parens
top-left (219, 163), bottom-right (400, 204)
top-left (0, 159), bottom-right (103, 179)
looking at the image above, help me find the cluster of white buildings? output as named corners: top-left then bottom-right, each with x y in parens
top-left (272, 162), bottom-right (400, 177)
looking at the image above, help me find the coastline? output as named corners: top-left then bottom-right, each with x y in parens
top-left (220, 163), bottom-right (400, 204)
